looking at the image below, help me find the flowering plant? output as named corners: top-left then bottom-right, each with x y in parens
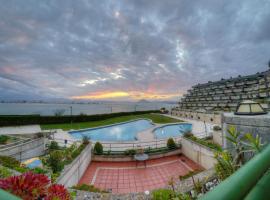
top-left (0, 172), bottom-right (70, 200)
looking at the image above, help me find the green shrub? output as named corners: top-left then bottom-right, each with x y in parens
top-left (167, 138), bottom-right (177, 149)
top-left (185, 135), bottom-right (222, 151)
top-left (0, 135), bottom-right (9, 144)
top-left (0, 156), bottom-right (20, 169)
top-left (32, 167), bottom-right (48, 174)
top-left (14, 166), bottom-right (29, 173)
top-left (152, 189), bottom-right (175, 200)
top-left (49, 141), bottom-right (59, 151)
top-left (82, 136), bottom-right (89, 145)
top-left (48, 151), bottom-right (64, 173)
top-left (213, 126), bottom-right (222, 131)
top-left (51, 172), bottom-right (60, 183)
top-left (70, 143), bottom-right (86, 159)
top-left (0, 110), bottom-right (160, 127)
top-left (124, 149), bottom-right (136, 156)
top-left (183, 131), bottom-right (193, 138)
top-left (179, 170), bottom-right (202, 180)
top-left (94, 142), bottom-right (103, 154)
top-left (0, 166), bottom-right (12, 178)
top-left (72, 184), bottom-right (107, 193)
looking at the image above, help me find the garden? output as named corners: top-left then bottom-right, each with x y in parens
top-left (0, 138), bottom-right (90, 199)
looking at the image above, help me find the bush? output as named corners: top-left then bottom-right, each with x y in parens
top-left (0, 166), bottom-right (12, 178)
top-left (0, 135), bottom-right (9, 144)
top-left (183, 131), bottom-right (193, 138)
top-left (51, 173), bottom-right (60, 183)
top-left (49, 141), bottom-right (59, 151)
top-left (0, 110), bottom-right (160, 127)
top-left (152, 189), bottom-right (175, 200)
top-left (82, 136), bottom-right (89, 145)
top-left (179, 170), bottom-right (202, 180)
top-left (0, 156), bottom-right (20, 169)
top-left (71, 143), bottom-right (86, 159)
top-left (72, 184), bottom-right (107, 193)
top-left (124, 149), bottom-right (136, 156)
top-left (167, 138), bottom-right (177, 149)
top-left (184, 135), bottom-right (222, 151)
top-left (213, 126), bottom-right (222, 131)
top-left (14, 166), bottom-right (29, 173)
top-left (32, 167), bottom-right (48, 175)
top-left (94, 142), bottom-right (103, 154)
top-left (48, 151), bottom-right (64, 173)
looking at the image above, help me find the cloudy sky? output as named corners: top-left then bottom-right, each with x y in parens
top-left (0, 0), bottom-right (270, 101)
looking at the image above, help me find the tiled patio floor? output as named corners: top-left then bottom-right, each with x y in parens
top-left (79, 155), bottom-right (203, 194)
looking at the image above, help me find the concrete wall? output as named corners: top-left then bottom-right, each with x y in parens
top-left (222, 112), bottom-right (270, 149)
top-left (57, 143), bottom-right (92, 188)
top-left (0, 137), bottom-right (46, 161)
top-left (181, 137), bottom-right (217, 169)
top-left (0, 125), bottom-right (41, 135)
top-left (213, 131), bottom-right (223, 146)
top-left (172, 110), bottom-right (221, 124)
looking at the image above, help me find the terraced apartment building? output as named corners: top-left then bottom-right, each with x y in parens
top-left (172, 68), bottom-right (270, 124)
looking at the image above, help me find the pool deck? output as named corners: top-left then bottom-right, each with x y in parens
top-left (163, 114), bottom-right (218, 138)
top-left (137, 114), bottom-right (217, 141)
top-left (79, 155), bottom-right (202, 194)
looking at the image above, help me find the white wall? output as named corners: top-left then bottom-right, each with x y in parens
top-left (56, 143), bottom-right (92, 188)
top-left (181, 137), bottom-right (217, 169)
top-left (213, 131), bottom-right (223, 146)
top-left (0, 137), bottom-right (46, 161)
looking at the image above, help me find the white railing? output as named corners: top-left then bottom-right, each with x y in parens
top-left (95, 137), bottom-right (182, 151)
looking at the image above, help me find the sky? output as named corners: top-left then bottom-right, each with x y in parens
top-left (0, 0), bottom-right (270, 101)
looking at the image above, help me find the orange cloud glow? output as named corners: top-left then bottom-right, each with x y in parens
top-left (72, 91), bottom-right (179, 100)
top-left (72, 91), bottom-right (130, 99)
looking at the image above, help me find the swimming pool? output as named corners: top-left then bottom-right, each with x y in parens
top-left (23, 158), bottom-right (42, 169)
top-left (69, 119), bottom-right (154, 141)
top-left (154, 123), bottom-right (192, 139)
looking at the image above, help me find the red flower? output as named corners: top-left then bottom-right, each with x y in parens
top-left (0, 172), bottom-right (70, 200)
top-left (0, 172), bottom-right (50, 200)
top-left (46, 184), bottom-right (71, 200)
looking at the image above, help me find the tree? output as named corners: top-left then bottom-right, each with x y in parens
top-left (226, 126), bottom-right (245, 167)
top-left (54, 109), bottom-right (65, 116)
top-left (48, 151), bottom-right (64, 173)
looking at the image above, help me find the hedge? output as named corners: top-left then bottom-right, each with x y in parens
top-left (0, 110), bottom-right (160, 127)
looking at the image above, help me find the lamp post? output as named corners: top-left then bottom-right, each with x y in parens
top-left (70, 106), bottom-right (73, 128)
top-left (134, 104), bottom-right (138, 112)
top-left (70, 106), bottom-right (73, 116)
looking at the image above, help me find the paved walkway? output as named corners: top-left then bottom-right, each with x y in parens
top-left (0, 125), bottom-right (41, 135)
top-left (79, 155), bottom-right (202, 194)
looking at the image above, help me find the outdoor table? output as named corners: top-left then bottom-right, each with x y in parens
top-left (134, 153), bottom-right (149, 168)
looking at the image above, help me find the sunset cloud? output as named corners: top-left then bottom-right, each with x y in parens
top-left (72, 91), bottom-right (182, 100)
top-left (0, 0), bottom-right (270, 101)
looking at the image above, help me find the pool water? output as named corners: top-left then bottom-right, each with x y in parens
top-left (69, 119), bottom-right (154, 141)
top-left (154, 123), bottom-right (192, 139)
top-left (23, 158), bottom-right (42, 169)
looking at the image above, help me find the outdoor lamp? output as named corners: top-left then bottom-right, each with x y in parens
top-left (235, 100), bottom-right (267, 115)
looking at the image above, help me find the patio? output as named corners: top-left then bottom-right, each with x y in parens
top-left (79, 155), bottom-right (202, 194)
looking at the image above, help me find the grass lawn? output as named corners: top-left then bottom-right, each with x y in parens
top-left (41, 113), bottom-right (182, 131)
